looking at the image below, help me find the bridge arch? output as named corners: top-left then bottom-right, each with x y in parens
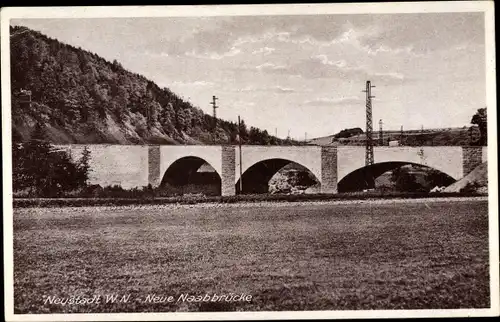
top-left (160, 156), bottom-right (221, 195)
top-left (337, 161), bottom-right (456, 192)
top-left (235, 158), bottom-right (320, 194)
top-left (336, 146), bottom-right (464, 184)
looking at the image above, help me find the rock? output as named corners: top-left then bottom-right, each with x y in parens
top-left (444, 162), bottom-right (488, 193)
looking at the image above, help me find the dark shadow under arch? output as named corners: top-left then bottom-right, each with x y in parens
top-left (236, 158), bottom-right (319, 194)
top-left (337, 161), bottom-right (456, 193)
top-left (161, 156), bottom-right (221, 195)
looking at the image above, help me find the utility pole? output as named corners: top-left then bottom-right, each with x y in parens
top-left (210, 95), bottom-right (218, 144)
top-left (420, 124), bottom-right (424, 146)
top-left (379, 119), bottom-right (383, 146)
top-left (400, 125), bottom-right (404, 146)
top-left (305, 132), bottom-right (307, 142)
top-left (361, 80), bottom-right (376, 190)
top-left (238, 115), bottom-right (243, 193)
top-left (418, 125), bottom-right (426, 162)
top-left (362, 80), bottom-right (375, 166)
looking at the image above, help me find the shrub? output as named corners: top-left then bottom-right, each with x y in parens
top-left (460, 181), bottom-right (480, 193)
top-left (12, 128), bottom-right (91, 197)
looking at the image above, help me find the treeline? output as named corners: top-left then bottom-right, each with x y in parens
top-left (333, 127), bottom-right (364, 139)
top-left (332, 125), bottom-right (484, 146)
top-left (10, 26), bottom-right (300, 146)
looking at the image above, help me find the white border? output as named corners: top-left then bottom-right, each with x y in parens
top-left (1, 2), bottom-right (498, 321)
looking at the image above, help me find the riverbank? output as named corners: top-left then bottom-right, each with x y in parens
top-left (14, 196), bottom-right (488, 213)
top-left (12, 192), bottom-right (487, 208)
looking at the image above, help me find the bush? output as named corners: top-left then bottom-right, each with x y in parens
top-left (460, 182), bottom-right (480, 193)
top-left (391, 166), bottom-right (426, 192)
top-left (12, 128), bottom-right (91, 197)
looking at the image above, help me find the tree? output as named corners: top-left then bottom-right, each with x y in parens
top-left (261, 130), bottom-right (271, 145)
top-left (249, 127), bottom-right (261, 145)
top-left (471, 107), bottom-right (487, 145)
top-left (111, 59), bottom-right (123, 71)
top-left (391, 166), bottom-right (424, 192)
top-left (159, 102), bottom-right (175, 135)
top-left (76, 146), bottom-right (92, 187)
top-left (175, 108), bottom-right (188, 132)
top-left (12, 125), bottom-right (92, 196)
top-left (238, 119), bottom-right (249, 143)
top-left (13, 125), bottom-right (56, 195)
top-left (425, 168), bottom-right (451, 189)
top-left (334, 127), bottom-right (364, 139)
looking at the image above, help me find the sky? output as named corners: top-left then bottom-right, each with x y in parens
top-left (12, 13), bottom-right (486, 139)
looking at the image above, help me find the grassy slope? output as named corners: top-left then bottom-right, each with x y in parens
top-left (14, 200), bottom-right (489, 313)
top-left (444, 162), bottom-right (488, 193)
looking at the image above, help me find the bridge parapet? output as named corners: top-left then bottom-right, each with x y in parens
top-left (55, 144), bottom-right (149, 189)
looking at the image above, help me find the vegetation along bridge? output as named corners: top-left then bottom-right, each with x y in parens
top-left (57, 145), bottom-right (487, 195)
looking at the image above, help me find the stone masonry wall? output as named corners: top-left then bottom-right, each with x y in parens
top-left (148, 145), bottom-right (161, 187)
top-left (55, 144), bottom-right (149, 189)
top-left (321, 146), bottom-right (338, 193)
top-left (221, 146), bottom-right (236, 196)
top-left (462, 146), bottom-right (483, 177)
top-left (482, 146), bottom-right (488, 163)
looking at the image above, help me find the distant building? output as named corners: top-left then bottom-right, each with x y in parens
top-left (389, 140), bottom-right (400, 147)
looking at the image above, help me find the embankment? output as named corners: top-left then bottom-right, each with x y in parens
top-left (13, 191), bottom-right (486, 208)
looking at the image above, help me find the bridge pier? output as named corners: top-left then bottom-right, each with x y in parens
top-left (462, 146), bottom-right (485, 177)
top-left (148, 145), bottom-right (161, 187)
top-left (221, 146), bottom-right (236, 196)
top-left (320, 146), bottom-right (338, 193)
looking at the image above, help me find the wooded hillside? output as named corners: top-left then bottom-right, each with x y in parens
top-left (10, 26), bottom-right (298, 145)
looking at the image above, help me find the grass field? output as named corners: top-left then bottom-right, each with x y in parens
top-left (13, 199), bottom-right (489, 313)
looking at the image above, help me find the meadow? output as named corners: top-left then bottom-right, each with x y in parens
top-left (13, 199), bottom-right (489, 313)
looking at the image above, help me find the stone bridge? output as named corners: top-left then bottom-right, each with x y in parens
top-left (58, 145), bottom-right (488, 195)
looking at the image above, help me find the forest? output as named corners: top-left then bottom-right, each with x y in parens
top-left (10, 25), bottom-right (300, 146)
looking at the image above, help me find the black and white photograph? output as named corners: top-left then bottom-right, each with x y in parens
top-left (1, 2), bottom-right (498, 321)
